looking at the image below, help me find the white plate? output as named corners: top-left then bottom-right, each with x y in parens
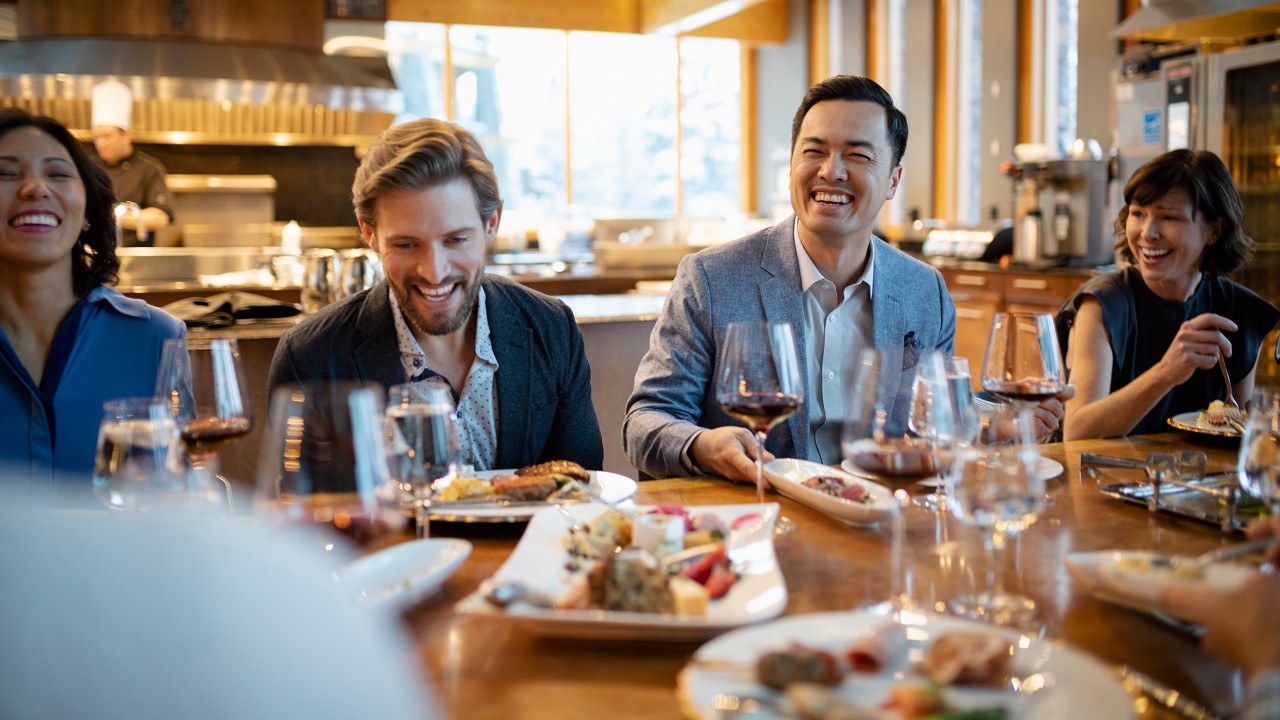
top-left (677, 607), bottom-right (1134, 719)
top-left (840, 456), bottom-right (1065, 486)
top-left (455, 502), bottom-right (787, 640)
top-left (1167, 411), bottom-right (1242, 438)
top-left (763, 459), bottom-right (895, 526)
top-left (338, 538), bottom-right (472, 610)
top-left (430, 470), bottom-right (638, 523)
top-left (1065, 550), bottom-right (1257, 613)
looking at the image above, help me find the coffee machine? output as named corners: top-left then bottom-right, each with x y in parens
top-left (1008, 158), bottom-right (1111, 268)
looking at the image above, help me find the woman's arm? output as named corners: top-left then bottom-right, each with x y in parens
top-left (1064, 298), bottom-right (1239, 439)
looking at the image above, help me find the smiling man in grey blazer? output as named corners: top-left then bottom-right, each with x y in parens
top-left (623, 75), bottom-right (955, 482)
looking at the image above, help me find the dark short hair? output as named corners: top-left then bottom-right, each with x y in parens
top-left (352, 119), bottom-right (501, 229)
top-left (790, 75), bottom-right (909, 168)
top-left (1113, 149), bottom-right (1251, 275)
top-left (0, 108), bottom-right (120, 295)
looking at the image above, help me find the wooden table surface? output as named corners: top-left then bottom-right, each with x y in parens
top-left (404, 433), bottom-right (1249, 719)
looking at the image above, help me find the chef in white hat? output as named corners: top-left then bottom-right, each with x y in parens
top-left (91, 80), bottom-right (174, 246)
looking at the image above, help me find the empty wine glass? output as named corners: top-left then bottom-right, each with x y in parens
top-left (908, 353), bottom-right (968, 512)
top-left (947, 411), bottom-right (1045, 628)
top-left (155, 338), bottom-right (253, 511)
top-left (715, 321), bottom-right (803, 504)
top-left (1238, 386), bottom-right (1280, 514)
top-left (385, 384), bottom-right (461, 539)
top-left (980, 312), bottom-right (1066, 411)
top-left (255, 382), bottom-right (404, 552)
top-left (91, 397), bottom-right (187, 511)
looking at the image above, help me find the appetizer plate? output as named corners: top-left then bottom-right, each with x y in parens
top-left (677, 607), bottom-right (1134, 719)
top-left (429, 470), bottom-right (638, 523)
top-left (1167, 411), bottom-right (1242, 438)
top-left (1065, 550), bottom-right (1256, 613)
top-left (455, 502), bottom-right (787, 640)
top-left (338, 538), bottom-right (472, 611)
top-left (762, 458), bottom-right (895, 526)
top-left (839, 456), bottom-right (1065, 487)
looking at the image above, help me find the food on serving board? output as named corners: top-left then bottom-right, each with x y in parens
top-left (757, 644), bottom-right (843, 690)
top-left (917, 632), bottom-right (1013, 687)
top-left (436, 476), bottom-right (496, 502)
top-left (801, 474), bottom-right (875, 504)
top-left (1200, 400), bottom-right (1245, 428)
top-left (1112, 554), bottom-right (1203, 580)
top-left (433, 460), bottom-right (591, 504)
top-left (517, 459), bottom-right (590, 482)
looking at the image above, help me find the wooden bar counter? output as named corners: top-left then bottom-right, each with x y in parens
top-left (402, 433), bottom-right (1247, 719)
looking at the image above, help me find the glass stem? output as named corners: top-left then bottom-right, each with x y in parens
top-left (191, 453), bottom-right (231, 512)
top-left (753, 431), bottom-right (767, 504)
top-left (415, 495), bottom-right (430, 539)
top-left (988, 529), bottom-right (1008, 597)
top-left (892, 491), bottom-right (907, 601)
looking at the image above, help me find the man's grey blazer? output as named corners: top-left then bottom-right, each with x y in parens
top-left (622, 217), bottom-right (956, 479)
top-left (268, 275), bottom-right (604, 470)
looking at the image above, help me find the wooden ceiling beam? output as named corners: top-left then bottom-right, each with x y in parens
top-left (682, 0), bottom-right (788, 44)
top-left (386, 0), bottom-right (638, 34)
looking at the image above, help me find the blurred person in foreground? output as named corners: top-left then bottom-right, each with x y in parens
top-left (90, 80), bottom-right (173, 247)
top-left (0, 484), bottom-right (440, 720)
top-left (1057, 149), bottom-right (1279, 440)
top-left (0, 109), bottom-right (184, 490)
top-left (1162, 513), bottom-right (1280, 720)
top-left (623, 75), bottom-right (1066, 483)
top-left (268, 118), bottom-right (603, 470)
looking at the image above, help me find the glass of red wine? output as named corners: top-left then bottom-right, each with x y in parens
top-left (155, 338), bottom-right (254, 511)
top-left (980, 312), bottom-right (1065, 412)
top-left (254, 381), bottom-right (405, 553)
top-left (715, 321), bottom-right (803, 504)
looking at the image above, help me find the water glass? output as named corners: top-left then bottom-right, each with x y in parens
top-left (92, 397), bottom-right (187, 511)
top-left (1238, 386), bottom-right (1280, 513)
top-left (385, 384), bottom-right (461, 539)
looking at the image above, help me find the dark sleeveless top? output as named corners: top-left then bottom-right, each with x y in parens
top-left (1055, 267), bottom-right (1280, 435)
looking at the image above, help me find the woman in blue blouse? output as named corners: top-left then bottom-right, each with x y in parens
top-left (0, 109), bottom-right (185, 490)
top-left (1057, 149), bottom-right (1279, 439)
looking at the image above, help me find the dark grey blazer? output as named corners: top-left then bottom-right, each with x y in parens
top-left (268, 275), bottom-right (604, 470)
top-left (622, 218), bottom-right (956, 479)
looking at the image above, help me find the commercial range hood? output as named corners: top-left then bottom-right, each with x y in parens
top-left (1111, 0), bottom-right (1280, 42)
top-left (0, 0), bottom-right (401, 142)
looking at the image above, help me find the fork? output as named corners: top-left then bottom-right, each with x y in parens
top-left (1218, 354), bottom-right (1239, 410)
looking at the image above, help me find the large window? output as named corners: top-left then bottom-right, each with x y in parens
top-left (385, 23), bottom-right (740, 223)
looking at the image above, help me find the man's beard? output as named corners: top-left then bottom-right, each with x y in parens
top-left (393, 268), bottom-right (483, 337)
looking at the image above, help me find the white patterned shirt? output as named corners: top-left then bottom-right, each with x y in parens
top-left (389, 287), bottom-right (499, 470)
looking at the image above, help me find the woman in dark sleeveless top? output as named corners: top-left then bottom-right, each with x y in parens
top-left (1055, 149), bottom-right (1279, 439)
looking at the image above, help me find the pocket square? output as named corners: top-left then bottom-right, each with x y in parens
top-left (902, 331), bottom-right (922, 370)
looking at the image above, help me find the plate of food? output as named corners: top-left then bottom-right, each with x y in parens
top-left (763, 459), bottom-right (895, 526)
top-left (428, 460), bottom-right (638, 523)
top-left (1065, 550), bottom-right (1258, 613)
top-left (337, 538), bottom-right (472, 611)
top-left (454, 502), bottom-right (787, 640)
top-left (1168, 402), bottom-right (1245, 437)
top-left (677, 606), bottom-right (1134, 719)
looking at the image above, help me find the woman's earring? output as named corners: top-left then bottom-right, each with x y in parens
top-left (83, 220), bottom-right (91, 231)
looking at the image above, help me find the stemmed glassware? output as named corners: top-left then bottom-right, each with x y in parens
top-left (255, 381), bottom-right (403, 551)
top-left (980, 312), bottom-right (1066, 412)
top-left (715, 321), bottom-right (803, 504)
top-left (155, 338), bottom-right (253, 510)
top-left (1238, 387), bottom-right (1280, 514)
top-left (908, 354), bottom-right (975, 512)
top-left (385, 384), bottom-right (461, 539)
top-left (91, 396), bottom-right (188, 511)
top-left (947, 412), bottom-right (1046, 628)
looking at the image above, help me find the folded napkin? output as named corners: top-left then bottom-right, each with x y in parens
top-left (163, 292), bottom-right (303, 329)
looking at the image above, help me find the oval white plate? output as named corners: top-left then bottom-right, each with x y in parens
top-left (1065, 549), bottom-right (1256, 611)
top-left (763, 458), bottom-right (894, 526)
top-left (678, 607), bottom-right (1135, 719)
top-left (455, 502), bottom-right (787, 641)
top-left (338, 538), bottom-right (472, 610)
top-left (430, 470), bottom-right (638, 523)
top-left (840, 455), bottom-right (1065, 486)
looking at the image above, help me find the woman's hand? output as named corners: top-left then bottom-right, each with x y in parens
top-left (1154, 313), bottom-right (1238, 385)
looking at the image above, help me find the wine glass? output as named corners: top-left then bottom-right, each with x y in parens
top-left (385, 384), bottom-right (461, 539)
top-left (155, 338), bottom-right (254, 512)
top-left (1238, 386), bottom-right (1280, 514)
top-left (908, 353), bottom-right (970, 512)
top-left (91, 396), bottom-right (188, 511)
top-left (947, 411), bottom-right (1046, 629)
top-left (980, 312), bottom-right (1066, 412)
top-left (255, 381), bottom-right (405, 552)
top-left (715, 321), bottom-right (803, 504)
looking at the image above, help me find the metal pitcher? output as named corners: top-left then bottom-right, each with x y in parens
top-left (334, 248), bottom-right (383, 301)
top-left (300, 248), bottom-right (338, 313)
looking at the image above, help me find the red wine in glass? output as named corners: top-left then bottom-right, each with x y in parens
top-left (984, 380), bottom-right (1066, 406)
top-left (179, 416), bottom-right (253, 457)
top-left (718, 391), bottom-right (801, 434)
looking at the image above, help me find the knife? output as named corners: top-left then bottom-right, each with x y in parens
top-left (1080, 453), bottom-right (1146, 469)
top-left (1116, 666), bottom-right (1227, 720)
